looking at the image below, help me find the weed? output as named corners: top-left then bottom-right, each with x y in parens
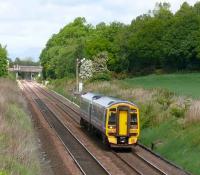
top-left (185, 100), bottom-right (200, 124)
top-left (0, 78), bottom-right (41, 175)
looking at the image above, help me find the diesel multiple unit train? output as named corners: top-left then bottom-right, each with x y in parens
top-left (80, 92), bottom-right (140, 147)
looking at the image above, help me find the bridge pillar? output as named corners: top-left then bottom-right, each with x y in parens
top-left (16, 72), bottom-right (18, 79)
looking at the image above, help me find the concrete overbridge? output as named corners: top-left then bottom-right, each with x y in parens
top-left (9, 65), bottom-right (43, 80)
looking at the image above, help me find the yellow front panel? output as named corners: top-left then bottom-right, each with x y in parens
top-left (119, 111), bottom-right (128, 135)
top-left (129, 137), bottom-right (137, 144)
top-left (108, 137), bottom-right (117, 144)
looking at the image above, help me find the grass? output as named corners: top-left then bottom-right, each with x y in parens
top-left (140, 120), bottom-right (200, 174)
top-left (123, 73), bottom-right (200, 98)
top-left (0, 78), bottom-right (41, 175)
top-left (48, 74), bottom-right (200, 175)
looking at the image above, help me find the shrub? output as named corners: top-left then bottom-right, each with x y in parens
top-left (89, 72), bottom-right (111, 82)
top-left (110, 72), bottom-right (128, 80)
top-left (185, 100), bottom-right (200, 123)
top-left (0, 45), bottom-right (8, 77)
top-left (0, 171), bottom-right (7, 175)
top-left (170, 107), bottom-right (185, 118)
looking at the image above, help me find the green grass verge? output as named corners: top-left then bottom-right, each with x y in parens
top-left (0, 78), bottom-right (41, 175)
top-left (123, 73), bottom-right (200, 98)
top-left (141, 120), bottom-right (200, 174)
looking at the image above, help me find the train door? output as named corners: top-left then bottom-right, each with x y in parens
top-left (118, 110), bottom-right (128, 135)
top-left (89, 103), bottom-right (92, 124)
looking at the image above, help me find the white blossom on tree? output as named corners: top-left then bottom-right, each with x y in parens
top-left (79, 52), bottom-right (109, 81)
top-left (79, 59), bottom-right (93, 80)
top-left (92, 52), bottom-right (109, 74)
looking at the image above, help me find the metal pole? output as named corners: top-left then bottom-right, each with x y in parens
top-left (76, 58), bottom-right (79, 93)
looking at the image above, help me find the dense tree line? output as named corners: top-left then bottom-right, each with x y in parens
top-left (0, 44), bottom-right (8, 77)
top-left (9, 57), bottom-right (40, 67)
top-left (40, 2), bottom-right (200, 79)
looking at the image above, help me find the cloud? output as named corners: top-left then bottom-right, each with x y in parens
top-left (0, 0), bottom-right (198, 60)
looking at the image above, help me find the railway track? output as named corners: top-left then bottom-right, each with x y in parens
top-left (21, 81), bottom-right (110, 175)
top-left (22, 81), bottom-right (190, 175)
top-left (112, 151), bottom-right (166, 175)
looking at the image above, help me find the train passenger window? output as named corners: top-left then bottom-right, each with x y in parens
top-left (130, 113), bottom-right (137, 125)
top-left (108, 113), bottom-right (116, 125)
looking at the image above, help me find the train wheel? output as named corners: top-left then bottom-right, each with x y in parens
top-left (87, 124), bottom-right (92, 132)
top-left (102, 134), bottom-right (110, 149)
top-left (80, 118), bottom-right (85, 128)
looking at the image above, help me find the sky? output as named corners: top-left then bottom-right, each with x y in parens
top-left (0, 0), bottom-right (198, 61)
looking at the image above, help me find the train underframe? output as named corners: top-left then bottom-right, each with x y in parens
top-left (80, 117), bottom-right (138, 148)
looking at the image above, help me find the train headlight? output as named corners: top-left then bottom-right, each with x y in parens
top-left (130, 125), bottom-right (138, 129)
top-left (108, 127), bottom-right (116, 136)
top-left (108, 125), bottom-right (116, 129)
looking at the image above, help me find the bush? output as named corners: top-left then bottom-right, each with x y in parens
top-left (89, 72), bottom-right (111, 82)
top-left (110, 71), bottom-right (128, 80)
top-left (0, 45), bottom-right (8, 77)
top-left (0, 171), bottom-right (7, 175)
top-left (170, 107), bottom-right (185, 118)
top-left (186, 100), bottom-right (200, 123)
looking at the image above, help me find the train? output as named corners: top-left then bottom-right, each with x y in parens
top-left (80, 92), bottom-right (140, 147)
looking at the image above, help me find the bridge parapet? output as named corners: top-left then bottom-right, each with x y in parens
top-left (10, 65), bottom-right (43, 73)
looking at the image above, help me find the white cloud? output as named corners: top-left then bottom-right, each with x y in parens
top-left (0, 0), bottom-right (198, 60)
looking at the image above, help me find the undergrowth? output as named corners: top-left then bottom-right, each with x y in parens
top-left (0, 78), bottom-right (41, 175)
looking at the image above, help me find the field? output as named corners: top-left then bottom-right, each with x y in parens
top-left (122, 73), bottom-right (200, 99)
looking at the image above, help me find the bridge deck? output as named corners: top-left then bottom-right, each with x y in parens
top-left (9, 65), bottom-right (42, 73)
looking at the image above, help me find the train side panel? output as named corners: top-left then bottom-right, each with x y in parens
top-left (90, 103), bottom-right (106, 133)
top-left (80, 95), bottom-right (106, 133)
top-left (80, 98), bottom-right (91, 123)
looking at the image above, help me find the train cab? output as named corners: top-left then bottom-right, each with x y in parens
top-left (80, 92), bottom-right (140, 147)
top-left (106, 102), bottom-right (139, 146)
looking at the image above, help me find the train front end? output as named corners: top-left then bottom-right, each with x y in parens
top-left (106, 102), bottom-right (139, 147)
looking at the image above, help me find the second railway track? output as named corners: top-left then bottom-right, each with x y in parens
top-left (21, 81), bottom-right (110, 175)
top-left (112, 151), bottom-right (167, 175)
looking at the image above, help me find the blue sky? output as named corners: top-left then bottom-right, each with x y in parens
top-left (0, 0), bottom-right (198, 61)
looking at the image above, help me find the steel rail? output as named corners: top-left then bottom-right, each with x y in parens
top-left (137, 143), bottom-right (191, 175)
top-left (30, 82), bottom-right (81, 124)
top-left (111, 151), bottom-right (144, 175)
top-left (112, 151), bottom-right (166, 175)
top-left (22, 81), bottom-right (110, 175)
top-left (134, 152), bottom-right (168, 174)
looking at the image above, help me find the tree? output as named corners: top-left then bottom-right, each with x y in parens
top-left (79, 59), bottom-right (93, 80)
top-left (40, 2), bottom-right (200, 79)
top-left (0, 44), bottom-right (8, 77)
top-left (13, 57), bottom-right (40, 66)
top-left (40, 17), bottom-right (92, 79)
top-left (92, 52), bottom-right (109, 74)
top-left (127, 3), bottom-right (173, 74)
top-left (162, 2), bottom-right (200, 70)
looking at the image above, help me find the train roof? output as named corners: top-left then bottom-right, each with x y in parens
top-left (81, 92), bottom-right (102, 101)
top-left (81, 92), bottom-right (137, 108)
